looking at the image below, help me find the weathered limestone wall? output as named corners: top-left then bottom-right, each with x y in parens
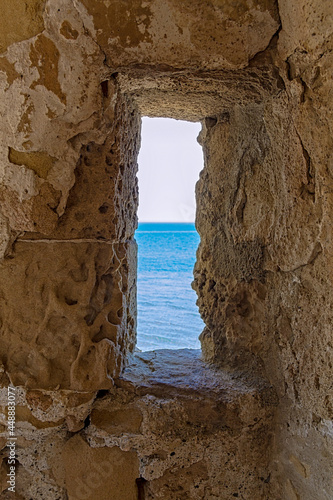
top-left (0, 350), bottom-right (278, 499)
top-left (194, 94), bottom-right (333, 499)
top-left (0, 0), bottom-right (332, 499)
top-left (193, 1), bottom-right (333, 498)
top-left (0, 88), bottom-right (140, 390)
top-left (269, 2), bottom-right (333, 498)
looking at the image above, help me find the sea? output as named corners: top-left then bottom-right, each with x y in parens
top-left (135, 222), bottom-right (204, 351)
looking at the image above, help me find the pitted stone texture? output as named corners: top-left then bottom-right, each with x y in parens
top-left (0, 1), bottom-right (137, 251)
top-left (266, 257), bottom-right (333, 500)
top-left (117, 66), bottom-right (285, 121)
top-left (192, 63), bottom-right (333, 500)
top-left (193, 98), bottom-right (323, 368)
top-left (1, 427), bottom-right (140, 500)
top-left (0, 352), bottom-right (276, 499)
top-left (0, 0), bottom-right (279, 249)
top-left (278, 0), bottom-right (333, 60)
top-left (0, 0), bottom-right (332, 498)
top-left (20, 94), bottom-right (140, 242)
top-left (272, 6), bottom-right (333, 497)
top-left (94, 350), bottom-right (277, 499)
top-left (52, 434), bottom-right (139, 500)
top-left (78, 0), bottom-right (280, 70)
top-left (0, 0), bottom-right (109, 244)
top-left (0, 240), bottom-right (137, 390)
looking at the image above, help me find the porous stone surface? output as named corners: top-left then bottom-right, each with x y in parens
top-left (191, 1), bottom-right (333, 496)
top-left (0, 0), bottom-right (332, 499)
top-left (77, 0), bottom-right (279, 70)
top-left (0, 240), bottom-right (137, 390)
top-left (0, 351), bottom-right (277, 499)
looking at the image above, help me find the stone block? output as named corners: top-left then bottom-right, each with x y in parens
top-left (79, 0), bottom-right (279, 70)
top-left (91, 407), bottom-right (143, 435)
top-left (52, 434), bottom-right (139, 500)
top-left (89, 350), bottom-right (278, 499)
top-left (18, 96), bottom-right (140, 241)
top-left (0, 240), bottom-right (137, 390)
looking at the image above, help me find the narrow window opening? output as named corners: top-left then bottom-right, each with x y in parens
top-left (135, 117), bottom-right (204, 351)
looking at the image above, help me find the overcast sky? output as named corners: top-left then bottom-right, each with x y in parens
top-left (137, 117), bottom-right (203, 222)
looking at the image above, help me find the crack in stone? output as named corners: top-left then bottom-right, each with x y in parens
top-left (294, 127), bottom-right (316, 202)
top-left (247, 24), bottom-right (282, 67)
top-left (71, 0), bottom-right (112, 74)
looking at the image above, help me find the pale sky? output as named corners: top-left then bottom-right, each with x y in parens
top-left (137, 117), bottom-right (203, 222)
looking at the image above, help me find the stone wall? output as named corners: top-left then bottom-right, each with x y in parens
top-left (0, 0), bottom-right (332, 499)
top-left (0, 87), bottom-right (140, 391)
top-left (192, 1), bottom-right (333, 496)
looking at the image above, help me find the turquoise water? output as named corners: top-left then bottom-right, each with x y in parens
top-left (135, 222), bottom-right (204, 351)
